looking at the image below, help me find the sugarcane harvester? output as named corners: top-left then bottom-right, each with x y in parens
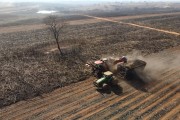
top-left (86, 58), bottom-right (109, 78)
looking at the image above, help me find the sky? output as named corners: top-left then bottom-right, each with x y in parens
top-left (1, 0), bottom-right (180, 3)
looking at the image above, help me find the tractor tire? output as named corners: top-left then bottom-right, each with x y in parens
top-left (102, 83), bottom-right (109, 90)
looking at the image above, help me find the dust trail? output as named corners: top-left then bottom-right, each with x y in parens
top-left (126, 50), bottom-right (180, 79)
top-left (101, 49), bottom-right (180, 80)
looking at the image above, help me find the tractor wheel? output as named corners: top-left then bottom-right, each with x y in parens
top-left (102, 83), bottom-right (109, 90)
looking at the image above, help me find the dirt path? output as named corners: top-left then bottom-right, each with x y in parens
top-left (0, 46), bottom-right (179, 120)
top-left (0, 12), bottom-right (180, 34)
top-left (82, 14), bottom-right (180, 36)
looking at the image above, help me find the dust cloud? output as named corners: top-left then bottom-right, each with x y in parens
top-left (101, 49), bottom-right (180, 80)
top-left (126, 50), bottom-right (180, 79)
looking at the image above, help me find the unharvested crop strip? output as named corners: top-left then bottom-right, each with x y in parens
top-left (4, 84), bottom-right (94, 120)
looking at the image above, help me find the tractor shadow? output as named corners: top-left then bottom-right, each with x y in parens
top-left (96, 84), bottom-right (123, 95)
top-left (125, 71), bottom-right (155, 92)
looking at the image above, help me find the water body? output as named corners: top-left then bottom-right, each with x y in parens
top-left (37, 10), bottom-right (57, 14)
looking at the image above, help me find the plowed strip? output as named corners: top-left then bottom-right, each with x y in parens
top-left (69, 67), bottom-right (179, 120)
top-left (65, 91), bottom-right (139, 120)
top-left (143, 92), bottom-right (179, 120)
top-left (161, 105), bottom-right (180, 120)
top-left (52, 93), bottom-right (111, 120)
top-left (134, 88), bottom-right (179, 119)
top-left (9, 80), bottom-right (129, 120)
top-left (79, 91), bottom-right (145, 120)
top-left (35, 91), bottom-right (101, 120)
top-left (3, 84), bottom-right (94, 120)
top-left (0, 78), bottom-right (93, 114)
top-left (35, 82), bottom-right (131, 120)
top-left (12, 86), bottom-right (97, 120)
top-left (111, 82), bottom-right (179, 120)
top-left (104, 79), bottom-right (179, 120)
top-left (46, 93), bottom-right (133, 120)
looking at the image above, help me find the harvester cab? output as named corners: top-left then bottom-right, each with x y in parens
top-left (86, 58), bottom-right (109, 78)
top-left (93, 71), bottom-right (116, 90)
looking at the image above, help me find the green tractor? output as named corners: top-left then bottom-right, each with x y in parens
top-left (93, 71), bottom-right (118, 90)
